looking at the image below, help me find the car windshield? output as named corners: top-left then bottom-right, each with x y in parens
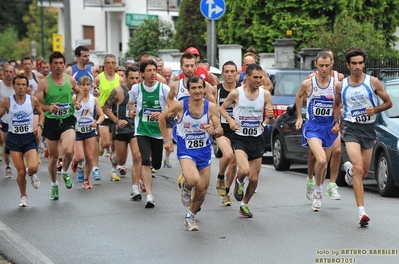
top-left (385, 83), bottom-right (399, 118)
top-left (273, 73), bottom-right (309, 96)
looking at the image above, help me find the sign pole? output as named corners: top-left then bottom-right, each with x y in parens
top-left (210, 19), bottom-right (216, 67)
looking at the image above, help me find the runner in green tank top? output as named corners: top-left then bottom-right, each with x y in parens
top-left (35, 52), bottom-right (83, 200)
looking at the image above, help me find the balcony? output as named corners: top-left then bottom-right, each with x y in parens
top-left (84, 0), bottom-right (125, 8)
top-left (37, 0), bottom-right (63, 8)
top-left (147, 0), bottom-right (180, 12)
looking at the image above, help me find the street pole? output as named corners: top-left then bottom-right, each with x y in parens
top-left (63, 0), bottom-right (73, 63)
top-left (40, 0), bottom-right (45, 59)
top-left (210, 19), bottom-right (216, 67)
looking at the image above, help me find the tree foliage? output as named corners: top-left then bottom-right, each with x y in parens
top-left (23, 0), bottom-right (58, 59)
top-left (0, 0), bottom-right (31, 38)
top-left (0, 27), bottom-right (31, 60)
top-left (308, 10), bottom-right (399, 58)
top-left (217, 0), bottom-right (399, 57)
top-left (173, 0), bottom-right (207, 55)
top-left (125, 18), bottom-right (175, 60)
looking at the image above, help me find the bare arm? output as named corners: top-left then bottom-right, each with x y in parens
top-left (208, 71), bottom-right (219, 86)
top-left (94, 97), bottom-right (105, 125)
top-left (32, 96), bottom-right (44, 140)
top-left (263, 90), bottom-right (274, 125)
top-left (159, 101), bottom-right (183, 152)
top-left (204, 82), bottom-right (216, 104)
top-left (0, 98), bottom-right (9, 119)
top-left (64, 67), bottom-right (72, 76)
top-left (35, 77), bottom-right (53, 113)
top-left (295, 79), bottom-right (310, 129)
top-left (102, 88), bottom-right (119, 123)
top-left (370, 77), bottom-right (393, 114)
top-left (207, 102), bottom-right (223, 138)
top-left (167, 82), bottom-right (178, 107)
top-left (332, 81), bottom-right (342, 134)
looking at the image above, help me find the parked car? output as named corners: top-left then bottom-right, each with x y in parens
top-left (271, 78), bottom-right (399, 197)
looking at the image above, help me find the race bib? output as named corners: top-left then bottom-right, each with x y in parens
top-left (142, 108), bottom-right (159, 122)
top-left (52, 103), bottom-right (70, 117)
top-left (185, 132), bottom-right (206, 149)
top-left (221, 108), bottom-right (233, 124)
top-left (351, 108), bottom-right (371, 123)
top-left (239, 120), bottom-right (260, 136)
top-left (12, 119), bottom-right (30, 134)
top-left (77, 120), bottom-right (93, 133)
top-left (313, 100), bottom-right (333, 116)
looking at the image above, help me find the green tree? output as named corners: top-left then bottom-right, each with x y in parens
top-left (217, 0), bottom-right (399, 54)
top-left (173, 0), bottom-right (206, 55)
top-left (0, 0), bottom-right (31, 38)
top-left (308, 10), bottom-right (398, 58)
top-left (125, 18), bottom-right (175, 59)
top-left (0, 26), bottom-right (31, 60)
top-left (22, 0), bottom-right (58, 59)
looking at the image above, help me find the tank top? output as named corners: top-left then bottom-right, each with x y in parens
top-left (71, 64), bottom-right (94, 83)
top-left (0, 81), bottom-right (15, 123)
top-left (315, 70), bottom-right (340, 81)
top-left (306, 76), bottom-right (335, 124)
top-left (233, 86), bottom-right (264, 137)
top-left (341, 74), bottom-right (377, 124)
top-left (28, 72), bottom-right (38, 94)
top-left (8, 95), bottom-right (34, 134)
top-left (178, 66), bottom-right (209, 83)
top-left (44, 74), bottom-right (74, 119)
top-left (176, 79), bottom-right (189, 101)
top-left (113, 85), bottom-right (135, 135)
top-left (174, 98), bottom-right (211, 150)
top-left (216, 83), bottom-right (239, 126)
top-left (74, 94), bottom-right (95, 133)
top-left (98, 72), bottom-right (120, 107)
top-left (135, 82), bottom-right (163, 138)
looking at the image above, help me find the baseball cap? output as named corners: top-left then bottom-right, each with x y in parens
top-left (185, 47), bottom-right (200, 56)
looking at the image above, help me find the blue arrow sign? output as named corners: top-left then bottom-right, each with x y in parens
top-left (200, 0), bottom-right (225, 20)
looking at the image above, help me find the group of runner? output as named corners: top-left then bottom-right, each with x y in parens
top-left (0, 46), bottom-right (391, 231)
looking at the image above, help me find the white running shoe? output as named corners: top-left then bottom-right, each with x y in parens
top-left (311, 191), bottom-right (322, 211)
top-left (145, 195), bottom-right (155, 208)
top-left (306, 178), bottom-right (315, 200)
top-left (359, 212), bottom-right (370, 226)
top-left (344, 161), bottom-right (353, 185)
top-left (19, 196), bottom-right (28, 207)
top-left (326, 182), bottom-right (341, 200)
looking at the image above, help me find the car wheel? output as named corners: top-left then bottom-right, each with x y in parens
top-left (212, 137), bottom-right (222, 158)
top-left (377, 152), bottom-right (398, 197)
top-left (273, 134), bottom-right (291, 171)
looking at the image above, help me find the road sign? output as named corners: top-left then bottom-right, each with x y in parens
top-left (52, 34), bottom-right (63, 53)
top-left (200, 0), bottom-right (225, 20)
top-left (75, 39), bottom-right (92, 47)
top-left (31, 41), bottom-right (37, 57)
top-left (126, 13), bottom-right (158, 27)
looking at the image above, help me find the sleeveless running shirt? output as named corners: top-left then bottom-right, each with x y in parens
top-left (113, 85), bottom-right (135, 135)
top-left (74, 94), bottom-right (95, 133)
top-left (72, 64), bottom-right (94, 83)
top-left (306, 76), bottom-right (335, 124)
top-left (0, 81), bottom-right (15, 123)
top-left (232, 86), bottom-right (264, 137)
top-left (8, 95), bottom-right (34, 134)
top-left (44, 74), bottom-right (74, 119)
top-left (98, 72), bottom-right (120, 107)
top-left (341, 75), bottom-right (377, 124)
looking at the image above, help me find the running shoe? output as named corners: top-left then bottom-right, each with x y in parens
top-left (27, 168), bottom-right (40, 189)
top-left (70, 160), bottom-right (78, 173)
top-left (184, 215), bottom-right (199, 231)
top-left (344, 161), bottom-right (353, 185)
top-left (110, 171), bottom-right (120, 181)
top-left (311, 191), bottom-right (322, 212)
top-left (98, 146), bottom-right (104, 157)
top-left (62, 172), bottom-right (74, 189)
top-left (82, 180), bottom-right (92, 189)
top-left (130, 189), bottom-right (142, 201)
top-left (233, 178), bottom-right (244, 201)
top-left (163, 159), bottom-right (172, 168)
top-left (216, 178), bottom-right (226, 196)
top-left (176, 173), bottom-right (183, 188)
top-left (118, 167), bottom-right (126, 176)
top-left (180, 178), bottom-right (192, 207)
top-left (326, 182), bottom-right (341, 200)
top-left (110, 154), bottom-right (117, 167)
top-left (93, 168), bottom-right (102, 181)
top-left (145, 195), bottom-right (155, 208)
top-left (77, 167), bottom-right (84, 182)
top-left (139, 179), bottom-right (146, 192)
top-left (5, 166), bottom-right (12, 178)
top-left (18, 196), bottom-right (28, 207)
top-left (359, 212), bottom-right (370, 227)
top-left (37, 154), bottom-right (42, 165)
top-left (221, 195), bottom-right (232, 206)
top-left (239, 205), bottom-right (253, 218)
top-left (57, 161), bottom-right (63, 174)
top-left (50, 185), bottom-right (59, 200)
top-left (151, 167), bottom-right (156, 178)
top-left (306, 178), bottom-right (315, 200)
top-left (105, 148), bottom-right (112, 157)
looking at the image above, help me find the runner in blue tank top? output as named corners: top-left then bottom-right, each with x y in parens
top-left (159, 76), bottom-right (223, 231)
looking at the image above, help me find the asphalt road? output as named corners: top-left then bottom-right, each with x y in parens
top-left (1, 153), bottom-right (399, 264)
